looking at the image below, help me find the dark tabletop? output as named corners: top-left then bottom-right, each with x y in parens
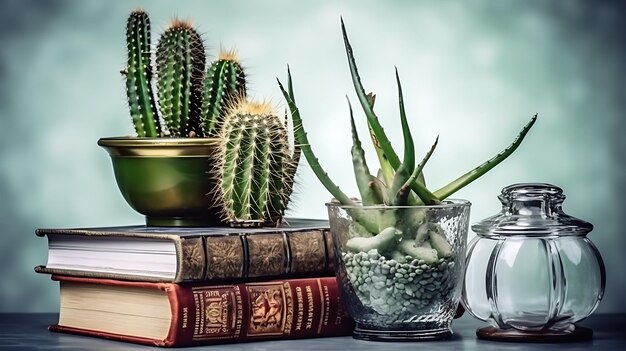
top-left (1, 313), bottom-right (624, 350)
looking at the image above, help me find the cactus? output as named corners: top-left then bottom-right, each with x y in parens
top-left (201, 50), bottom-right (247, 136)
top-left (119, 11), bottom-right (300, 227)
top-left (124, 10), bottom-right (160, 137)
top-left (214, 101), bottom-right (297, 226)
top-left (156, 20), bottom-right (206, 137)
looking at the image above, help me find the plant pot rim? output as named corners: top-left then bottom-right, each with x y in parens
top-left (98, 136), bottom-right (219, 146)
top-left (98, 136), bottom-right (219, 157)
top-left (325, 198), bottom-right (471, 210)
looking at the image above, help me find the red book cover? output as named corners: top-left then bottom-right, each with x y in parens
top-left (49, 275), bottom-right (354, 347)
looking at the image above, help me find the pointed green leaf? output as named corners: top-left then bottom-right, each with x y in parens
top-left (342, 20), bottom-right (438, 204)
top-left (434, 114), bottom-right (538, 200)
top-left (277, 75), bottom-right (354, 207)
top-left (285, 67), bottom-right (301, 175)
top-left (342, 19), bottom-right (401, 170)
top-left (348, 97), bottom-right (379, 205)
top-left (396, 68), bottom-right (415, 172)
top-left (394, 136), bottom-right (439, 205)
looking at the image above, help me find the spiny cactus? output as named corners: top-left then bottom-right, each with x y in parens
top-left (214, 100), bottom-right (297, 227)
top-left (124, 10), bottom-right (160, 137)
top-left (202, 50), bottom-right (247, 136)
top-left (119, 11), bottom-right (301, 227)
top-left (156, 19), bottom-right (206, 137)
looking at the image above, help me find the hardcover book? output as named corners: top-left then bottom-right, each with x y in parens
top-left (50, 275), bottom-right (354, 347)
top-left (35, 219), bottom-right (336, 283)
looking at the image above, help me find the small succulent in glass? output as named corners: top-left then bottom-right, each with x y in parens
top-left (277, 20), bottom-right (537, 340)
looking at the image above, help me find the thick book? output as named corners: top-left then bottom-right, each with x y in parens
top-left (35, 218), bottom-right (336, 283)
top-left (50, 275), bottom-right (354, 347)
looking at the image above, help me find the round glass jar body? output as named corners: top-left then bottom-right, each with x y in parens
top-left (462, 183), bottom-right (605, 332)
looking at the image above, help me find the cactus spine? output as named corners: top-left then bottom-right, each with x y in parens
top-left (125, 10), bottom-right (160, 137)
top-left (202, 51), bottom-right (247, 136)
top-left (215, 101), bottom-right (295, 226)
top-left (156, 20), bottom-right (206, 137)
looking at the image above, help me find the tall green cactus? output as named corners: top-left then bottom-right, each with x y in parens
top-left (156, 20), bottom-right (206, 137)
top-left (202, 50), bottom-right (247, 136)
top-left (124, 10), bottom-right (160, 137)
top-left (215, 101), bottom-right (296, 226)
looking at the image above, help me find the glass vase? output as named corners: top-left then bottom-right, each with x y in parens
top-left (327, 200), bottom-right (471, 341)
top-left (462, 183), bottom-right (605, 341)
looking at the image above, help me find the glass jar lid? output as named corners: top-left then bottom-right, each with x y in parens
top-left (471, 183), bottom-right (593, 237)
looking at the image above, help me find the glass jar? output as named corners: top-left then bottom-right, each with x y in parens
top-left (462, 183), bottom-right (605, 336)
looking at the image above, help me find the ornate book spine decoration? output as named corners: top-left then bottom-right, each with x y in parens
top-left (36, 223), bottom-right (336, 283)
top-left (50, 275), bottom-right (354, 347)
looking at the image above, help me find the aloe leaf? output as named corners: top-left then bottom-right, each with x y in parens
top-left (417, 166), bottom-right (426, 186)
top-left (282, 72), bottom-right (376, 230)
top-left (366, 92), bottom-right (376, 108)
top-left (287, 65), bottom-right (296, 104)
top-left (365, 92), bottom-right (396, 187)
top-left (277, 75), bottom-right (354, 207)
top-left (376, 168), bottom-right (387, 186)
top-left (342, 19), bottom-right (401, 170)
top-left (368, 123), bottom-right (396, 186)
top-left (348, 97), bottom-right (379, 205)
top-left (388, 69), bottom-right (415, 203)
top-left (280, 72), bottom-right (383, 234)
top-left (368, 175), bottom-right (388, 204)
top-left (394, 136), bottom-right (439, 205)
top-left (342, 19), bottom-right (438, 205)
top-left (285, 66), bottom-right (301, 169)
top-left (434, 114), bottom-right (538, 200)
top-left (413, 136), bottom-right (439, 185)
top-left (396, 69), bottom-right (415, 173)
top-left (367, 90), bottom-right (425, 189)
top-left (390, 69), bottom-right (439, 205)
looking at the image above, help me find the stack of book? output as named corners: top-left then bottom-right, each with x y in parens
top-left (35, 218), bottom-right (354, 347)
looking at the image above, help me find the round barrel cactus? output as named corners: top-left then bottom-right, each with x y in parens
top-left (214, 101), bottom-right (297, 226)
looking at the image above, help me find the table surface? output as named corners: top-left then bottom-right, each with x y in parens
top-left (1, 313), bottom-right (624, 350)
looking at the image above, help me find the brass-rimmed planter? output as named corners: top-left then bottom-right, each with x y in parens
top-left (98, 137), bottom-right (221, 227)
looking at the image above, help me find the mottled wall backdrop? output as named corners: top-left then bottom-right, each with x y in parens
top-left (0, 0), bottom-right (624, 312)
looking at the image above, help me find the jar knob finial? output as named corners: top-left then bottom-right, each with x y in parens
top-left (498, 183), bottom-right (565, 217)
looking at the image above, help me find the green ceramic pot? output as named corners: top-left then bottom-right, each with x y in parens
top-left (98, 137), bottom-right (222, 227)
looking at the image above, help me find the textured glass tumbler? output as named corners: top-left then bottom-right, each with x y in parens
top-left (327, 200), bottom-right (470, 341)
top-left (462, 184), bottom-right (605, 340)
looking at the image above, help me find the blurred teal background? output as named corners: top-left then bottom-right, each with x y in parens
top-left (0, 0), bottom-right (624, 313)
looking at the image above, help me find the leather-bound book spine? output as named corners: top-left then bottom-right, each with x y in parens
top-left (49, 275), bottom-right (354, 347)
top-left (35, 219), bottom-right (338, 282)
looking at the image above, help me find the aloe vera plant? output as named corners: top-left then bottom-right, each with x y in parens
top-left (278, 20), bottom-right (537, 256)
top-left (277, 20), bottom-right (537, 318)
